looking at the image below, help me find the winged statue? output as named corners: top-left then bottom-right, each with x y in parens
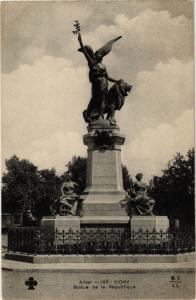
top-left (73, 21), bottom-right (132, 125)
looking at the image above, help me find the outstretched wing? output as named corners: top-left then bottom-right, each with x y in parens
top-left (78, 45), bottom-right (95, 60)
top-left (96, 36), bottom-right (122, 57)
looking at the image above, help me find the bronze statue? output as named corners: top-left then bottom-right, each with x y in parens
top-left (128, 173), bottom-right (155, 216)
top-left (73, 21), bottom-right (132, 125)
top-left (54, 172), bottom-right (81, 216)
top-left (23, 209), bottom-right (38, 227)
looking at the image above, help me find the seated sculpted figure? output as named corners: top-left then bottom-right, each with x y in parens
top-left (23, 209), bottom-right (38, 227)
top-left (128, 173), bottom-right (155, 216)
top-left (55, 172), bottom-right (81, 216)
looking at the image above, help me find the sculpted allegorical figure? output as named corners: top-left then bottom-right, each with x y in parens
top-left (73, 21), bottom-right (132, 125)
top-left (54, 172), bottom-right (80, 216)
top-left (23, 209), bottom-right (38, 227)
top-left (128, 173), bottom-right (155, 216)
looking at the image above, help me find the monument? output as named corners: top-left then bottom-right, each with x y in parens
top-left (41, 20), bottom-right (169, 234)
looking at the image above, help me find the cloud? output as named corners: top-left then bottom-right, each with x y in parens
top-left (2, 3), bottom-right (193, 76)
top-left (2, 1), bottom-right (93, 72)
top-left (123, 109), bottom-right (194, 181)
top-left (118, 58), bottom-right (194, 141)
top-left (82, 9), bottom-right (193, 78)
top-left (2, 55), bottom-right (89, 172)
top-left (28, 131), bottom-right (86, 174)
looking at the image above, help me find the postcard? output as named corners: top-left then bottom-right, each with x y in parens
top-left (1, 1), bottom-right (195, 299)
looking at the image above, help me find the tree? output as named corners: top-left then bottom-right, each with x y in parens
top-left (35, 168), bottom-right (60, 218)
top-left (2, 155), bottom-right (60, 218)
top-left (65, 156), bottom-right (87, 193)
top-left (150, 149), bottom-right (194, 227)
top-left (122, 165), bottom-right (132, 190)
top-left (2, 155), bottom-right (41, 214)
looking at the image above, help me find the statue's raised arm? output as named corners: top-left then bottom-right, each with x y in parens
top-left (73, 20), bottom-right (94, 68)
top-left (77, 33), bottom-right (94, 69)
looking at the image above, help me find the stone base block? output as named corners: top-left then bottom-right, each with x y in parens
top-left (131, 216), bottom-right (169, 232)
top-left (83, 197), bottom-right (128, 216)
top-left (41, 216), bottom-right (81, 246)
top-left (80, 215), bottom-right (130, 231)
top-left (81, 215), bottom-right (130, 224)
top-left (41, 216), bottom-right (80, 232)
top-left (82, 196), bottom-right (128, 216)
top-left (131, 216), bottom-right (169, 245)
top-left (4, 252), bottom-right (195, 264)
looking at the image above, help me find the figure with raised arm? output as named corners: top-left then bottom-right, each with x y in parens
top-left (73, 20), bottom-right (123, 123)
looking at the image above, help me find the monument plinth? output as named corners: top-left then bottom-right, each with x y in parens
top-left (41, 216), bottom-right (80, 232)
top-left (82, 119), bottom-right (128, 217)
top-left (130, 215), bottom-right (169, 244)
top-left (131, 215), bottom-right (169, 232)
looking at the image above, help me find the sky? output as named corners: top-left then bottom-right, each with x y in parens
top-left (1, 0), bottom-right (194, 181)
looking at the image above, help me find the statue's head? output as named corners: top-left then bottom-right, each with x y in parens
top-left (65, 171), bottom-right (72, 181)
top-left (78, 45), bottom-right (95, 60)
top-left (95, 50), bottom-right (103, 62)
top-left (136, 173), bottom-right (143, 181)
top-left (26, 209), bottom-right (31, 215)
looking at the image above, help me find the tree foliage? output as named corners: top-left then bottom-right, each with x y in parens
top-left (2, 155), bottom-right (40, 213)
top-left (35, 168), bottom-right (60, 218)
top-left (65, 156), bottom-right (87, 193)
top-left (150, 148), bottom-right (194, 226)
top-left (122, 164), bottom-right (133, 190)
top-left (2, 155), bottom-right (60, 218)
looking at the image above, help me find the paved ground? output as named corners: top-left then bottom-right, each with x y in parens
top-left (2, 258), bottom-right (195, 300)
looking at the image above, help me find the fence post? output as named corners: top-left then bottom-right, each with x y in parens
top-left (173, 228), bottom-right (177, 254)
top-left (7, 228), bottom-right (11, 252)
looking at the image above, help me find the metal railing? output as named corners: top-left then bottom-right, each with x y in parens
top-left (7, 227), bottom-right (195, 255)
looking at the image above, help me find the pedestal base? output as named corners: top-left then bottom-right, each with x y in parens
top-left (80, 215), bottom-right (130, 231)
top-left (82, 119), bottom-right (128, 218)
top-left (41, 216), bottom-right (81, 246)
top-left (82, 196), bottom-right (128, 216)
top-left (41, 216), bottom-right (80, 232)
top-left (131, 216), bottom-right (169, 232)
top-left (130, 216), bottom-right (169, 245)
top-left (41, 215), bottom-right (131, 232)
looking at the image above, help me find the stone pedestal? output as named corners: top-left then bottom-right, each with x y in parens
top-left (81, 119), bottom-right (128, 221)
top-left (130, 216), bottom-right (169, 244)
top-left (41, 216), bottom-right (80, 246)
top-left (131, 216), bottom-right (169, 232)
top-left (41, 216), bottom-right (80, 232)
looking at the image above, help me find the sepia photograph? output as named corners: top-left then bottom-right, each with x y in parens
top-left (1, 0), bottom-right (195, 299)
